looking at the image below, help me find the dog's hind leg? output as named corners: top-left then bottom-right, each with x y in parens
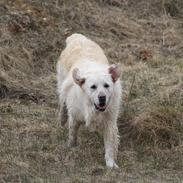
top-left (58, 102), bottom-right (68, 126)
top-left (57, 77), bottom-right (72, 127)
top-left (57, 61), bottom-right (69, 126)
top-left (58, 86), bottom-right (68, 126)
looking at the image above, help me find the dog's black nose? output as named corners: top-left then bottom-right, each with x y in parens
top-left (99, 95), bottom-right (106, 106)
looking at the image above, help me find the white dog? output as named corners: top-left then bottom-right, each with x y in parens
top-left (57, 33), bottom-right (122, 168)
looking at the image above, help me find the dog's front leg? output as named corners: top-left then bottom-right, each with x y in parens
top-left (68, 116), bottom-right (80, 147)
top-left (104, 121), bottom-right (119, 168)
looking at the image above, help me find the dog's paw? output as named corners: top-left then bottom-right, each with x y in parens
top-left (106, 159), bottom-right (119, 169)
top-left (113, 162), bottom-right (119, 169)
top-left (67, 140), bottom-right (77, 148)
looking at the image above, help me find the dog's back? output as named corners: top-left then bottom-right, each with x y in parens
top-left (58, 33), bottom-right (108, 75)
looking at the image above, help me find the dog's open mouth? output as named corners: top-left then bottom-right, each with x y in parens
top-left (94, 103), bottom-right (106, 112)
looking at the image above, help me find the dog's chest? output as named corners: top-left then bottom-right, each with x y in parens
top-left (87, 113), bottom-right (106, 132)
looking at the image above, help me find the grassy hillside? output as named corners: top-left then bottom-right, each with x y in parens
top-left (0, 0), bottom-right (183, 182)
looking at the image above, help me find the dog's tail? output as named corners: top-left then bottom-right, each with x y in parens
top-left (66, 33), bottom-right (88, 45)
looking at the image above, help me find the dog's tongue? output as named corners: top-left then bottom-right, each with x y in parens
top-left (98, 105), bottom-right (106, 109)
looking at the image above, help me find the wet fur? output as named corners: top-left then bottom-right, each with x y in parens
top-left (56, 33), bottom-right (122, 168)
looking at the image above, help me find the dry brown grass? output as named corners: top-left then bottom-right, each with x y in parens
top-left (0, 0), bottom-right (183, 182)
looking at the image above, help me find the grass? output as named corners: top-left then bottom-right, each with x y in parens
top-left (0, 0), bottom-right (183, 182)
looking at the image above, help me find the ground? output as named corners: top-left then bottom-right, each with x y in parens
top-left (0, 0), bottom-right (183, 182)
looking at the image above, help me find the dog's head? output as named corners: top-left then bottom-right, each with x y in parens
top-left (72, 64), bottom-right (121, 112)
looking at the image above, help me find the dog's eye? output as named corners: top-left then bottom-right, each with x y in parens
top-left (104, 83), bottom-right (110, 88)
top-left (91, 85), bottom-right (97, 89)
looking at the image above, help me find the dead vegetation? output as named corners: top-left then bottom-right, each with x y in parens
top-left (0, 0), bottom-right (183, 182)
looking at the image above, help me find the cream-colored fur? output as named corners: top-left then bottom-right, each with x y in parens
top-left (57, 33), bottom-right (122, 168)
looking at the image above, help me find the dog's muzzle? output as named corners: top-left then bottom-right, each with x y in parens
top-left (94, 95), bottom-right (107, 112)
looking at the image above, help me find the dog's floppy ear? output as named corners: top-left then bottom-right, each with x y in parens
top-left (72, 68), bottom-right (85, 86)
top-left (108, 64), bottom-right (121, 83)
